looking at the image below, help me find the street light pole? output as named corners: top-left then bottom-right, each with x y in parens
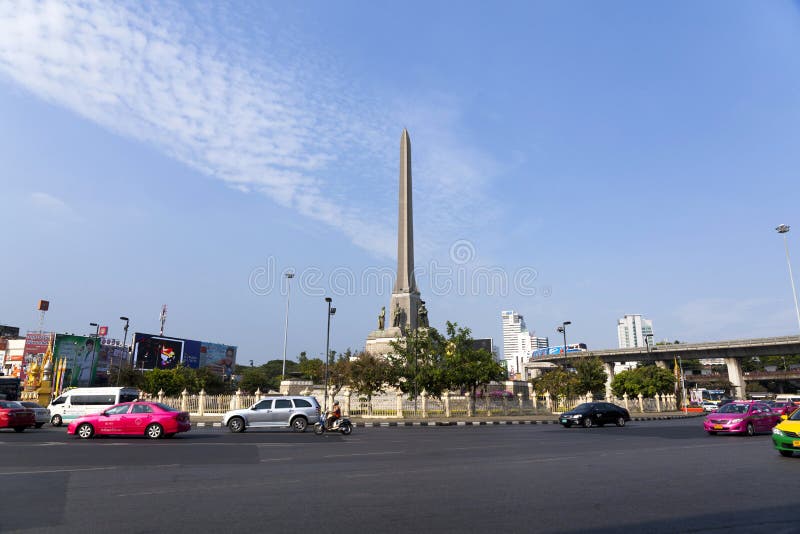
top-left (677, 356), bottom-right (687, 412)
top-left (88, 322), bottom-right (100, 386)
top-left (281, 272), bottom-right (295, 380)
top-left (118, 317), bottom-right (129, 386)
top-left (776, 225), bottom-right (800, 332)
top-left (557, 321), bottom-right (571, 355)
top-left (323, 297), bottom-right (335, 415)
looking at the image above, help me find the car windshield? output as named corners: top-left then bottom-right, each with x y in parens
top-left (789, 409), bottom-right (800, 421)
top-left (0, 401), bottom-right (23, 408)
top-left (717, 404), bottom-right (749, 414)
top-left (572, 403), bottom-right (594, 413)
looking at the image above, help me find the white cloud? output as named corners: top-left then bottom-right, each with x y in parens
top-left (29, 191), bottom-right (79, 221)
top-left (0, 1), bottom-right (498, 261)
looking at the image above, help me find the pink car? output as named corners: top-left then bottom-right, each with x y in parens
top-left (703, 401), bottom-right (780, 436)
top-left (67, 401), bottom-right (191, 439)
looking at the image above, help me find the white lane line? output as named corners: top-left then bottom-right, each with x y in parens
top-left (0, 466), bottom-right (117, 476)
top-left (322, 451), bottom-right (404, 459)
top-left (260, 457), bottom-right (294, 462)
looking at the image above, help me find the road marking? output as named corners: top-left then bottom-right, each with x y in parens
top-left (0, 466), bottom-right (117, 476)
top-left (260, 457), bottom-right (294, 462)
top-left (322, 451), bottom-right (404, 459)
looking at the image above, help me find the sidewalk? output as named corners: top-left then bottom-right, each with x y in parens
top-left (189, 411), bottom-right (702, 428)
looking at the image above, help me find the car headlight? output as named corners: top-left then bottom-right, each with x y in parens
top-left (729, 418), bottom-right (743, 424)
top-left (572, 414), bottom-right (582, 419)
top-left (773, 427), bottom-right (785, 436)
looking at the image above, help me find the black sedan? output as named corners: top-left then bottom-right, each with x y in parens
top-left (559, 402), bottom-right (631, 428)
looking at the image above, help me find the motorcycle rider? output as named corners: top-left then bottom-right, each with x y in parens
top-left (326, 400), bottom-right (341, 429)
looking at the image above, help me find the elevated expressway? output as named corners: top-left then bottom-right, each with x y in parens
top-left (528, 335), bottom-right (800, 399)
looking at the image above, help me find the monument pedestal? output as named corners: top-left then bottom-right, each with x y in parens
top-left (366, 327), bottom-right (404, 356)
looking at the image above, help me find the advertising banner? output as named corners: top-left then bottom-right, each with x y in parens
top-left (200, 343), bottom-right (237, 380)
top-left (53, 334), bottom-right (98, 387)
top-left (22, 332), bottom-right (52, 362)
top-left (94, 340), bottom-right (129, 385)
top-left (0, 325), bottom-right (20, 338)
top-left (133, 333), bottom-right (184, 370)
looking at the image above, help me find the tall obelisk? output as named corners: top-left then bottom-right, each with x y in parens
top-left (365, 129), bottom-right (423, 354)
top-left (389, 129), bottom-right (421, 331)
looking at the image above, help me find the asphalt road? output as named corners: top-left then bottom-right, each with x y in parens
top-left (1, 419), bottom-right (798, 533)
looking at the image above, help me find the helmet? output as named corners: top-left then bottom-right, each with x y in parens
top-left (334, 401), bottom-right (340, 406)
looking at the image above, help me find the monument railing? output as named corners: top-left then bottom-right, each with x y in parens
top-left (17, 389), bottom-right (680, 416)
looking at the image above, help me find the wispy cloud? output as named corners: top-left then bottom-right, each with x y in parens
top-left (29, 191), bottom-right (79, 221)
top-left (0, 1), bottom-right (497, 260)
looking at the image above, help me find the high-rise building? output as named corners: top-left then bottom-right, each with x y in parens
top-left (531, 336), bottom-right (549, 350)
top-left (502, 310), bottom-right (541, 378)
top-left (617, 314), bottom-right (654, 349)
top-left (501, 310), bottom-right (527, 361)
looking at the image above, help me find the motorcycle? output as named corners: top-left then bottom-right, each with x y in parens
top-left (314, 412), bottom-right (353, 435)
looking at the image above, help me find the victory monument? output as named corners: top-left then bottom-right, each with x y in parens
top-left (366, 129), bottom-right (426, 355)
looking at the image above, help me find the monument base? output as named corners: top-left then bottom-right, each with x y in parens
top-left (365, 327), bottom-right (404, 356)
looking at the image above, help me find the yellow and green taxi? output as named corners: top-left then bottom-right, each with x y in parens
top-left (771, 407), bottom-right (800, 457)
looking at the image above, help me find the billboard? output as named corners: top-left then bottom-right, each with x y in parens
top-left (94, 340), bottom-right (130, 385)
top-left (132, 333), bottom-right (185, 370)
top-left (22, 332), bottom-right (52, 363)
top-left (53, 334), bottom-right (98, 387)
top-left (0, 325), bottom-right (20, 338)
top-left (132, 333), bottom-right (236, 377)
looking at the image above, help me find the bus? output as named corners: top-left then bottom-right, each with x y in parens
top-left (531, 343), bottom-right (588, 358)
top-left (0, 377), bottom-right (21, 401)
top-left (689, 388), bottom-right (726, 405)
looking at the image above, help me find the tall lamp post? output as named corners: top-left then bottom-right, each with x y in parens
top-left (677, 356), bottom-right (688, 412)
top-left (118, 316), bottom-right (129, 385)
top-left (323, 297), bottom-right (336, 415)
top-left (281, 272), bottom-right (295, 379)
top-left (776, 224), bottom-right (800, 332)
top-left (556, 321), bottom-right (571, 356)
top-left (88, 322), bottom-right (100, 386)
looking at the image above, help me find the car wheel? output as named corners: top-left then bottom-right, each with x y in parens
top-left (145, 423), bottom-right (164, 439)
top-left (615, 417), bottom-right (626, 427)
top-left (707, 431), bottom-right (717, 435)
top-left (745, 423), bottom-right (755, 437)
top-left (14, 427), bottom-right (25, 433)
top-left (35, 423), bottom-right (44, 429)
top-left (228, 417), bottom-right (245, 433)
top-left (291, 417), bottom-right (308, 433)
top-left (583, 417), bottom-right (593, 428)
top-left (77, 423), bottom-right (94, 439)
top-left (779, 450), bottom-right (794, 457)
top-left (340, 422), bottom-right (352, 435)
top-left (314, 423), bottom-right (324, 435)
top-left (51, 414), bottom-right (62, 427)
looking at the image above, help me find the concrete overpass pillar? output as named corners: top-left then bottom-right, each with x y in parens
top-left (603, 362), bottom-right (615, 400)
top-left (725, 357), bottom-right (745, 400)
top-left (655, 360), bottom-right (667, 369)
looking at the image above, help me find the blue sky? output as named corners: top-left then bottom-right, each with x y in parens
top-left (1, 1), bottom-right (799, 364)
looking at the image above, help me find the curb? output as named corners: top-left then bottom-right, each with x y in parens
top-left (191, 413), bottom-right (702, 429)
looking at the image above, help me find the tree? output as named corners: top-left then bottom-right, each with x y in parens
top-left (611, 366), bottom-right (676, 397)
top-left (388, 326), bottom-right (448, 398)
top-left (572, 357), bottom-right (608, 396)
top-left (237, 366), bottom-right (275, 393)
top-left (442, 322), bottom-right (505, 399)
top-left (327, 354), bottom-right (352, 399)
top-left (531, 368), bottom-right (579, 398)
top-left (298, 353), bottom-right (324, 383)
top-left (349, 351), bottom-right (392, 402)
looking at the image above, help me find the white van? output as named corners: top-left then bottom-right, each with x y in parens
top-left (48, 387), bottom-right (140, 426)
top-left (775, 394), bottom-right (800, 405)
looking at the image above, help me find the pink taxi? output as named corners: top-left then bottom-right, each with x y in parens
top-left (703, 401), bottom-right (780, 436)
top-left (67, 401), bottom-right (190, 439)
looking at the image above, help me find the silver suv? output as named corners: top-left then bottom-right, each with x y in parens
top-left (222, 396), bottom-right (321, 433)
